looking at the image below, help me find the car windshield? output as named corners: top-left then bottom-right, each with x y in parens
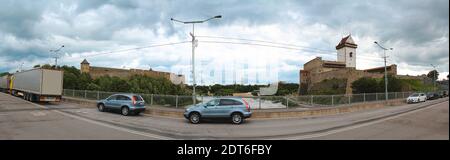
top-left (410, 93), bottom-right (419, 97)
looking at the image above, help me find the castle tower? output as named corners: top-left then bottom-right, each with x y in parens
top-left (336, 35), bottom-right (357, 68)
top-left (80, 59), bottom-right (90, 73)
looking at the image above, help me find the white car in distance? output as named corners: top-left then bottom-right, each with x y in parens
top-left (406, 93), bottom-right (427, 103)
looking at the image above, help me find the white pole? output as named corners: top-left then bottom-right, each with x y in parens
top-left (191, 24), bottom-right (196, 105)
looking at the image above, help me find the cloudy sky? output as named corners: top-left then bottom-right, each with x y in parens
top-left (0, 0), bottom-right (448, 84)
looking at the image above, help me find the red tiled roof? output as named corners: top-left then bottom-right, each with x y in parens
top-left (336, 35), bottom-right (357, 49)
top-left (81, 59), bottom-right (89, 64)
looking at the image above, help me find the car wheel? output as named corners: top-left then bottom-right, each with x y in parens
top-left (231, 113), bottom-right (243, 124)
top-left (189, 112), bottom-right (200, 124)
top-left (98, 104), bottom-right (105, 112)
top-left (121, 107), bottom-right (129, 116)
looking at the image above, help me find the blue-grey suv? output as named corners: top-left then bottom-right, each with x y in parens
top-left (184, 98), bottom-right (252, 124)
top-left (97, 94), bottom-right (145, 116)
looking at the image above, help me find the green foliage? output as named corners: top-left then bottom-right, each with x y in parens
top-left (352, 75), bottom-right (432, 93)
top-left (310, 78), bottom-right (347, 95)
top-left (57, 65), bottom-right (191, 95)
top-left (427, 70), bottom-right (439, 80)
top-left (400, 78), bottom-right (434, 92)
top-left (195, 83), bottom-right (299, 96)
top-left (0, 72), bottom-right (9, 77)
top-left (275, 83), bottom-right (299, 96)
top-left (351, 77), bottom-right (379, 93)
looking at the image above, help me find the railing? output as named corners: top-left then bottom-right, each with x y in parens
top-left (62, 89), bottom-right (439, 109)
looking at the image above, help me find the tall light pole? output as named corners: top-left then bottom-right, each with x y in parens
top-left (171, 15), bottom-right (222, 104)
top-left (430, 64), bottom-right (437, 91)
top-left (374, 41), bottom-right (393, 102)
top-left (50, 45), bottom-right (64, 68)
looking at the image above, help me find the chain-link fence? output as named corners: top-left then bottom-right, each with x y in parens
top-left (63, 89), bottom-right (440, 109)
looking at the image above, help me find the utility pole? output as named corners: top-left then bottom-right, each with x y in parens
top-left (374, 41), bottom-right (393, 102)
top-left (431, 64), bottom-right (437, 91)
top-left (50, 45), bottom-right (64, 69)
top-left (171, 15), bottom-right (222, 104)
top-left (18, 62), bottom-right (24, 72)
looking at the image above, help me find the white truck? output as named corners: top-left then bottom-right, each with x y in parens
top-left (10, 68), bottom-right (63, 102)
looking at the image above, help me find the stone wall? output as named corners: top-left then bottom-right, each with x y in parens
top-left (86, 66), bottom-right (185, 84)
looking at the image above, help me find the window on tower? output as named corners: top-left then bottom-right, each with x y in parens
top-left (349, 52), bottom-right (353, 58)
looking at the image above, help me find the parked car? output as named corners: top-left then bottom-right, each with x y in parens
top-left (406, 93), bottom-right (427, 103)
top-left (443, 90), bottom-right (448, 97)
top-left (426, 92), bottom-right (439, 100)
top-left (184, 98), bottom-right (252, 124)
top-left (97, 94), bottom-right (145, 116)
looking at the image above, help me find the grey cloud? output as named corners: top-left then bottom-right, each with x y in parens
top-left (0, 0), bottom-right (448, 80)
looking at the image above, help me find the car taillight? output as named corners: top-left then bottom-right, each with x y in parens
top-left (243, 99), bottom-right (250, 112)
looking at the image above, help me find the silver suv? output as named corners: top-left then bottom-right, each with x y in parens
top-left (184, 98), bottom-right (252, 124)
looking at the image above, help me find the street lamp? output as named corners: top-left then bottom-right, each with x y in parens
top-left (430, 64), bottom-right (438, 91)
top-left (50, 45), bottom-right (65, 68)
top-left (171, 15), bottom-right (222, 104)
top-left (374, 41), bottom-right (393, 102)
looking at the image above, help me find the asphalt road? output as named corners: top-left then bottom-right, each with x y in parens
top-left (0, 93), bottom-right (165, 140)
top-left (0, 92), bottom-right (448, 140)
top-left (314, 100), bottom-right (449, 140)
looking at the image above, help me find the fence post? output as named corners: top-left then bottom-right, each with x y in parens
top-left (97, 91), bottom-right (100, 100)
top-left (310, 95), bottom-right (314, 106)
top-left (258, 96), bottom-right (262, 109)
top-left (376, 93), bottom-right (378, 101)
top-left (84, 90), bottom-right (87, 99)
top-left (331, 95), bottom-right (334, 106)
top-left (72, 89), bottom-right (75, 97)
top-left (348, 95), bottom-right (351, 104)
top-left (363, 93), bottom-right (366, 102)
top-left (150, 94), bottom-right (153, 106)
top-left (175, 95), bottom-right (178, 108)
top-left (285, 96), bottom-right (289, 109)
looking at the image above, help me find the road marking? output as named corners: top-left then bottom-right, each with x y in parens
top-left (30, 111), bottom-right (47, 117)
top-left (275, 100), bottom-right (448, 140)
top-left (15, 96), bottom-right (174, 140)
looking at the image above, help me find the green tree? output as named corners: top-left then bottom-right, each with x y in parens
top-left (351, 77), bottom-right (379, 93)
top-left (379, 75), bottom-right (402, 92)
top-left (427, 70), bottom-right (439, 81)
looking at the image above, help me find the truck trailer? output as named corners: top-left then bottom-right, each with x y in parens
top-left (0, 74), bottom-right (11, 93)
top-left (10, 68), bottom-right (63, 102)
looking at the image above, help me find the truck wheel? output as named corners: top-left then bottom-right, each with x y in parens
top-left (98, 104), bottom-right (105, 112)
top-left (189, 112), bottom-right (201, 124)
top-left (121, 106), bottom-right (129, 116)
top-left (231, 113), bottom-right (243, 124)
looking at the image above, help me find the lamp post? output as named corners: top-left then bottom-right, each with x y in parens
top-left (374, 41), bottom-right (393, 102)
top-left (171, 15), bottom-right (222, 104)
top-left (50, 45), bottom-right (65, 68)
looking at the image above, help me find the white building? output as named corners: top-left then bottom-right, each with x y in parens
top-left (336, 35), bottom-right (357, 68)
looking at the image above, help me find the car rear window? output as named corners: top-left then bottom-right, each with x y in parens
top-left (133, 95), bottom-right (143, 101)
top-left (117, 95), bottom-right (131, 101)
top-left (219, 99), bottom-right (242, 105)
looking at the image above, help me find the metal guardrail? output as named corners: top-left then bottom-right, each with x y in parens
top-left (62, 89), bottom-right (444, 109)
